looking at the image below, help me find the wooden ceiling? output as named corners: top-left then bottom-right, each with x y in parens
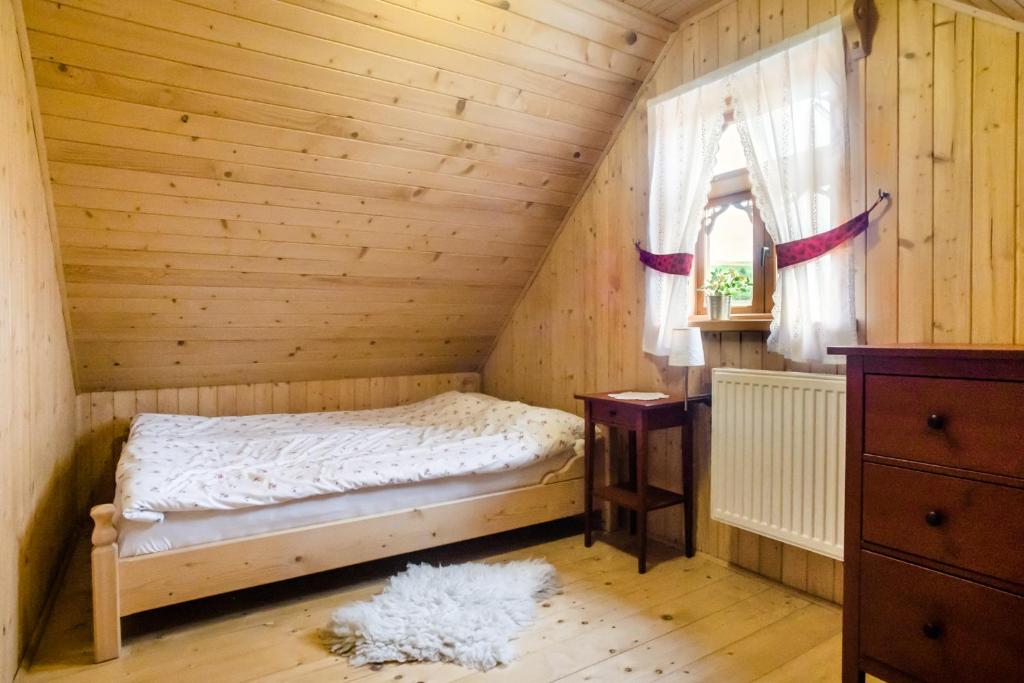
top-left (620, 0), bottom-right (718, 23)
top-left (25, 0), bottom-right (679, 391)
top-left (629, 0), bottom-right (1024, 25)
top-left (28, 0), bottom-right (1021, 393)
top-left (968, 0), bottom-right (1024, 23)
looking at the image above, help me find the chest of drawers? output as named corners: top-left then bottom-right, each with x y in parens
top-left (830, 345), bottom-right (1024, 683)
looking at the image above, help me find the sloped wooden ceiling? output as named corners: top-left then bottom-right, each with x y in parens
top-left (620, 0), bottom-right (718, 23)
top-left (966, 0), bottom-right (1024, 23)
top-left (24, 0), bottom-right (678, 391)
top-left (630, 0), bottom-right (1024, 25)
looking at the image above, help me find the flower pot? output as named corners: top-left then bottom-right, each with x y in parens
top-left (707, 294), bottom-right (732, 320)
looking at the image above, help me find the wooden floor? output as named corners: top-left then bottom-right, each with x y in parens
top-left (19, 522), bottom-right (847, 682)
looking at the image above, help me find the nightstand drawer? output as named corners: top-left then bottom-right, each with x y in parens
top-left (588, 400), bottom-right (641, 429)
top-left (860, 552), bottom-right (1024, 683)
top-left (862, 463), bottom-right (1024, 585)
top-left (864, 375), bottom-right (1024, 479)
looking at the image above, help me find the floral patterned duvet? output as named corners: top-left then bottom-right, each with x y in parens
top-left (116, 391), bottom-right (584, 523)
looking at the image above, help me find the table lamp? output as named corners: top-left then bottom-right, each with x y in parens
top-left (668, 327), bottom-right (705, 410)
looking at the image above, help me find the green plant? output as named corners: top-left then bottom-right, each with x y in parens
top-left (700, 266), bottom-right (752, 298)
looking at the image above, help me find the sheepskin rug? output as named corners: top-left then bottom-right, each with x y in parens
top-left (324, 559), bottom-right (559, 671)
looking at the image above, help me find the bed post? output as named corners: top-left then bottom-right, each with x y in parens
top-left (90, 504), bottom-right (121, 662)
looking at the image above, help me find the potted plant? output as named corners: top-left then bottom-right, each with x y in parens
top-left (699, 266), bottom-right (752, 320)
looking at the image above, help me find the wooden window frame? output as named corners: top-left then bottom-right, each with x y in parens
top-left (692, 171), bottom-right (777, 317)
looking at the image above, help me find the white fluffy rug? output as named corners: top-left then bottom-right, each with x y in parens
top-left (324, 559), bottom-right (559, 671)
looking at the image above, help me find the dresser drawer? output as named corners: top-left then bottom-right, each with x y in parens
top-left (864, 375), bottom-right (1024, 478)
top-left (860, 551), bottom-right (1024, 682)
top-left (862, 463), bottom-right (1024, 585)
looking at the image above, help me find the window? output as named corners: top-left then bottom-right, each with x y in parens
top-left (643, 18), bottom-right (851, 359)
top-left (692, 123), bottom-right (776, 317)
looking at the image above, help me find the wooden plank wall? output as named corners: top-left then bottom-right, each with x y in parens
top-left (21, 0), bottom-right (681, 392)
top-left (73, 372), bottom-right (480, 511)
top-left (0, 0), bottom-right (79, 679)
top-left (483, 0), bottom-right (1024, 604)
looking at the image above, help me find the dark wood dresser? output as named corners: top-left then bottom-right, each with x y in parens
top-left (830, 345), bottom-right (1024, 683)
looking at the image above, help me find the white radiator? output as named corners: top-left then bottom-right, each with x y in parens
top-left (711, 368), bottom-right (846, 560)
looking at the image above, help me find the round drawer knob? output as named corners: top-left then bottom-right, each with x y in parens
top-left (927, 414), bottom-right (946, 430)
top-left (925, 510), bottom-right (944, 527)
top-left (608, 409), bottom-right (617, 416)
top-left (922, 622), bottom-right (944, 640)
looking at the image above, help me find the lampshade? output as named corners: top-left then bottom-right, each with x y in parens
top-left (668, 328), bottom-right (705, 367)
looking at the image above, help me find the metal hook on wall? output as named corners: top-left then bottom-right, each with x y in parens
top-left (865, 189), bottom-right (891, 214)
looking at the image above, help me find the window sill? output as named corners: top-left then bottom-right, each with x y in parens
top-left (688, 314), bottom-right (773, 332)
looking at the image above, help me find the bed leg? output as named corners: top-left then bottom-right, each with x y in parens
top-left (90, 504), bottom-right (121, 662)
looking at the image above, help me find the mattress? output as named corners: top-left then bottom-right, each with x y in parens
top-left (117, 391), bottom-right (585, 523)
top-left (117, 441), bottom-right (580, 557)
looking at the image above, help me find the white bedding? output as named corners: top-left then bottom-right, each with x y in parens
top-left (117, 391), bottom-right (585, 523)
top-left (117, 444), bottom-right (579, 557)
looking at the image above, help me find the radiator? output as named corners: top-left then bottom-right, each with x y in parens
top-left (711, 368), bottom-right (846, 560)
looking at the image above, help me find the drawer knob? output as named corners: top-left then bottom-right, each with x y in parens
top-left (922, 622), bottom-right (944, 640)
top-left (608, 409), bottom-right (617, 416)
top-left (924, 510), bottom-right (944, 527)
top-left (926, 414), bottom-right (946, 430)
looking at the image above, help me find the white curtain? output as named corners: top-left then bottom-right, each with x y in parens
top-left (731, 22), bottom-right (855, 363)
top-left (642, 80), bottom-right (728, 356)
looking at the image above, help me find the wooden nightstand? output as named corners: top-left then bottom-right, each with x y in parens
top-left (574, 391), bottom-right (710, 573)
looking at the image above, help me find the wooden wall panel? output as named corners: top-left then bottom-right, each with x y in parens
top-left (971, 17), bottom-right (1019, 343)
top-left (933, 5), bottom-right (974, 342)
top-left (483, 0), bottom-right (1024, 604)
top-left (897, 0), bottom-right (934, 344)
top-left (20, 0), bottom-right (683, 392)
top-left (73, 372), bottom-right (480, 509)
top-left (1019, 27), bottom-right (1024, 343)
top-left (865, 0), bottom-right (901, 345)
top-left (0, 1), bottom-right (78, 679)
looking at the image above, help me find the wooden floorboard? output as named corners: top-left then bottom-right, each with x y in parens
top-left (18, 523), bottom-right (845, 682)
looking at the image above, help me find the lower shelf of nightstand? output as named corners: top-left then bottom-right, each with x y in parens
top-left (593, 484), bottom-right (685, 511)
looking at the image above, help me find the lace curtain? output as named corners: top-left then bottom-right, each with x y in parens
top-left (731, 21), bottom-right (854, 363)
top-left (642, 18), bottom-right (853, 363)
top-left (642, 80), bottom-right (728, 356)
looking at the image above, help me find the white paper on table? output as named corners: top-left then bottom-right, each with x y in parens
top-left (606, 391), bottom-right (670, 401)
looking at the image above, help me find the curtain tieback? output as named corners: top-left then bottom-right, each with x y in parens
top-left (776, 191), bottom-right (889, 269)
top-left (636, 192), bottom-right (888, 275)
top-left (634, 242), bottom-right (694, 275)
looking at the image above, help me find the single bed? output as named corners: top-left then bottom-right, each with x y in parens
top-left (89, 391), bottom-right (587, 662)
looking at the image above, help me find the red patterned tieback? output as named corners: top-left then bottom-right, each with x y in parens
top-left (636, 191), bottom-right (889, 275)
top-left (775, 192), bottom-right (890, 269)
top-left (635, 242), bottom-right (694, 276)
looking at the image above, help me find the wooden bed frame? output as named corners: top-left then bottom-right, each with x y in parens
top-left (88, 452), bottom-right (585, 661)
